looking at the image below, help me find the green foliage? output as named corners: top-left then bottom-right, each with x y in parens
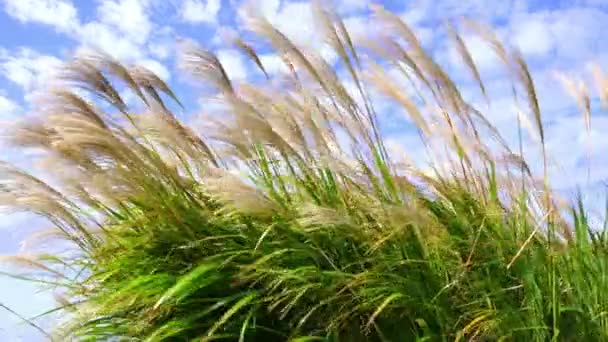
top-left (3, 4), bottom-right (608, 342)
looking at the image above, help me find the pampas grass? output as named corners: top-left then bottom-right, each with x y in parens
top-left (2, 4), bottom-right (608, 341)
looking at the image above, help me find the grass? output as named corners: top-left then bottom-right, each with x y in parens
top-left (2, 4), bottom-right (608, 341)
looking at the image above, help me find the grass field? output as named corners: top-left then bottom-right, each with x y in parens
top-left (2, 4), bottom-right (608, 341)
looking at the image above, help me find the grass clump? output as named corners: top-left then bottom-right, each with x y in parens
top-left (2, 4), bottom-right (608, 341)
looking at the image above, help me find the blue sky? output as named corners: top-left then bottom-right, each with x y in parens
top-left (1, 0), bottom-right (608, 340)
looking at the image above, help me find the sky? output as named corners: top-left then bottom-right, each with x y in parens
top-left (0, 0), bottom-right (607, 340)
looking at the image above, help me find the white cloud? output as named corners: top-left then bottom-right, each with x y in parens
top-left (442, 5), bottom-right (608, 85)
top-left (3, 0), bottom-right (79, 32)
top-left (259, 53), bottom-right (289, 76)
top-left (342, 15), bottom-right (373, 45)
top-left (0, 278), bottom-right (58, 341)
top-left (446, 34), bottom-right (503, 75)
top-left (180, 0), bottom-right (221, 24)
top-left (0, 95), bottom-right (19, 113)
top-left (344, 12), bottom-right (434, 53)
top-left (3, 0), bottom-right (160, 63)
top-left (545, 115), bottom-right (608, 189)
top-left (240, 0), bottom-right (323, 52)
top-left (138, 59), bottom-right (170, 80)
top-left (0, 94), bottom-right (20, 121)
top-left (97, 0), bottom-right (152, 44)
top-left (77, 22), bottom-right (144, 61)
top-left (147, 27), bottom-right (176, 60)
top-left (512, 14), bottom-right (555, 59)
top-left (399, 5), bottom-right (428, 26)
top-left (74, 0), bottom-right (157, 61)
top-left (148, 42), bottom-right (172, 59)
top-left (0, 212), bottom-right (58, 341)
top-left (547, 7), bottom-right (608, 62)
top-left (237, 0), bottom-right (341, 67)
top-left (402, 0), bottom-right (519, 23)
top-left (210, 25), bottom-right (239, 46)
top-left (336, 0), bottom-right (368, 14)
top-left (256, 0), bottom-right (280, 19)
top-left (269, 1), bottom-right (317, 47)
top-left (216, 49), bottom-right (248, 80)
top-left (0, 48), bottom-right (63, 96)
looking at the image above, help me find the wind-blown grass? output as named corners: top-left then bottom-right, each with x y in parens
top-left (2, 4), bottom-right (608, 341)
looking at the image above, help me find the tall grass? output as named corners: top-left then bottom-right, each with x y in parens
top-left (2, 4), bottom-right (608, 341)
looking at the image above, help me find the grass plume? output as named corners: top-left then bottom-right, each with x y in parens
top-left (1, 5), bottom-right (608, 342)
